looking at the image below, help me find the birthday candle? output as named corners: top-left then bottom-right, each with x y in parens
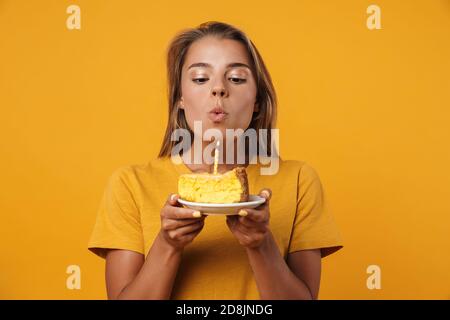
top-left (213, 140), bottom-right (220, 175)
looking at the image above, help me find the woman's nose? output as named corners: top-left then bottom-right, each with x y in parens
top-left (211, 86), bottom-right (228, 98)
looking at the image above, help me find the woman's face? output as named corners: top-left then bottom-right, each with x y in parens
top-left (180, 36), bottom-right (258, 140)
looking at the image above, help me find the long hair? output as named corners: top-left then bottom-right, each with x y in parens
top-left (158, 21), bottom-right (277, 159)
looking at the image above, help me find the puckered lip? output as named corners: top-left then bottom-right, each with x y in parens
top-left (209, 107), bottom-right (228, 114)
top-left (207, 108), bottom-right (228, 122)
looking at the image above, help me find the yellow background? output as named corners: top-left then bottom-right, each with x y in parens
top-left (1, 0), bottom-right (449, 299)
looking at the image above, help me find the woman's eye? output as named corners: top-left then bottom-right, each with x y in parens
top-left (193, 78), bottom-right (209, 84)
top-left (229, 77), bottom-right (246, 84)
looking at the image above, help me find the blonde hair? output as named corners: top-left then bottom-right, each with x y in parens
top-left (158, 21), bottom-right (277, 158)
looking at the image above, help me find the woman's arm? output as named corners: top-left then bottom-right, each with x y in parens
top-left (106, 232), bottom-right (183, 300)
top-left (105, 193), bottom-right (206, 300)
top-left (226, 189), bottom-right (321, 299)
top-left (245, 231), bottom-right (321, 300)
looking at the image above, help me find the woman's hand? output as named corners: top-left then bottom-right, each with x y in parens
top-left (159, 193), bottom-right (206, 251)
top-left (226, 189), bottom-right (272, 249)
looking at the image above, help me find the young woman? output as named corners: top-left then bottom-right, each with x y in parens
top-left (88, 21), bottom-right (343, 300)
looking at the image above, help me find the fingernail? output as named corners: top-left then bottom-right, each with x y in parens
top-left (192, 211), bottom-right (202, 218)
top-left (261, 190), bottom-right (270, 198)
top-left (238, 209), bottom-right (248, 217)
top-left (170, 194), bottom-right (177, 201)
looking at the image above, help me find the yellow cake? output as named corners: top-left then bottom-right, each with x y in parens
top-left (178, 167), bottom-right (249, 204)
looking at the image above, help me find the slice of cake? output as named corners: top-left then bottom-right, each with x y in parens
top-left (178, 167), bottom-right (249, 204)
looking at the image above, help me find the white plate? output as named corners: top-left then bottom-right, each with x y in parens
top-left (177, 195), bottom-right (266, 215)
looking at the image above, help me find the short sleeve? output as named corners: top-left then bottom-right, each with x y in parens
top-left (288, 163), bottom-right (343, 258)
top-left (88, 166), bottom-right (145, 259)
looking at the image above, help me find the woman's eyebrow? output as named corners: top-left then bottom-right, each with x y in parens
top-left (187, 62), bottom-right (251, 70)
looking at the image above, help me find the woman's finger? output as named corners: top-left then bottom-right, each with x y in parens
top-left (163, 205), bottom-right (203, 219)
top-left (167, 220), bottom-right (205, 239)
top-left (162, 216), bottom-right (206, 231)
top-left (259, 189), bottom-right (272, 201)
top-left (166, 193), bottom-right (181, 207)
top-left (179, 226), bottom-right (205, 242)
top-left (238, 216), bottom-right (267, 230)
top-left (226, 215), bottom-right (262, 234)
top-left (238, 208), bottom-right (268, 223)
top-left (226, 215), bottom-right (238, 229)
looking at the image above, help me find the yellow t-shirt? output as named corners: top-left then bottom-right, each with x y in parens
top-left (88, 155), bottom-right (343, 299)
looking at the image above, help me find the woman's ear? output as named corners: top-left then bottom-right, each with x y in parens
top-left (178, 97), bottom-right (185, 110)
